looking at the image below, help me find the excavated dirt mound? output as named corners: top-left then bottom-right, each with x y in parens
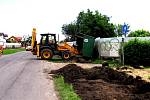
top-left (50, 64), bottom-right (150, 100)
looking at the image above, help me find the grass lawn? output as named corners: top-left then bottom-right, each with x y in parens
top-left (3, 48), bottom-right (25, 55)
top-left (92, 59), bottom-right (103, 64)
top-left (48, 57), bottom-right (63, 63)
top-left (54, 76), bottom-right (81, 100)
top-left (92, 58), bottom-right (121, 68)
top-left (144, 66), bottom-right (150, 69)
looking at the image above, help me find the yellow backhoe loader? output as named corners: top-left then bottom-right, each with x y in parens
top-left (31, 28), bottom-right (79, 60)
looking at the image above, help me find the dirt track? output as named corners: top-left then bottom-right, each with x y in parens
top-left (50, 64), bottom-right (150, 100)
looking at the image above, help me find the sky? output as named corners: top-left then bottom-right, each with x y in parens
top-left (0, 0), bottom-right (150, 40)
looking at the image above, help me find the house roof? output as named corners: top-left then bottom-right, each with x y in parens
top-left (4, 34), bottom-right (8, 37)
top-left (0, 33), bottom-right (8, 37)
top-left (8, 36), bottom-right (22, 42)
top-left (15, 37), bottom-right (22, 41)
top-left (0, 33), bottom-right (4, 36)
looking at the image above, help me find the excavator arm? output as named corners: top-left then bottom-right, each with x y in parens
top-left (31, 28), bottom-right (37, 55)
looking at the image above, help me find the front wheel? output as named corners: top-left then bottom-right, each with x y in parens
top-left (62, 51), bottom-right (71, 60)
top-left (41, 49), bottom-right (53, 60)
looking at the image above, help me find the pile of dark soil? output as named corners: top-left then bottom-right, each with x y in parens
top-left (50, 64), bottom-right (150, 100)
top-left (50, 64), bottom-right (87, 82)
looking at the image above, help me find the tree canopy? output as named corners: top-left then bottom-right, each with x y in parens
top-left (114, 24), bottom-right (122, 37)
top-left (62, 22), bottom-right (77, 37)
top-left (128, 30), bottom-right (150, 37)
top-left (62, 9), bottom-right (116, 38)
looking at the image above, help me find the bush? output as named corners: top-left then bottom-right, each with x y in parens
top-left (124, 38), bottom-right (150, 66)
top-left (128, 30), bottom-right (150, 37)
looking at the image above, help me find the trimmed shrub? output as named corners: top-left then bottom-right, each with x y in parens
top-left (124, 38), bottom-right (150, 66)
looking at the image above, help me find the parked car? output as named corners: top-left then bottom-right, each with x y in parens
top-left (26, 46), bottom-right (32, 51)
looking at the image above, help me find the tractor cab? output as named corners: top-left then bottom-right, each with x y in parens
top-left (38, 33), bottom-right (59, 59)
top-left (40, 33), bottom-right (57, 50)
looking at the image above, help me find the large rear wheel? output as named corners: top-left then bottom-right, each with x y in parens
top-left (41, 49), bottom-right (53, 60)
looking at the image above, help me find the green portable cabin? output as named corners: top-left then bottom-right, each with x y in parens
top-left (76, 34), bottom-right (95, 58)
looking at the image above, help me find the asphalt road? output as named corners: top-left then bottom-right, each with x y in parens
top-left (0, 51), bottom-right (58, 100)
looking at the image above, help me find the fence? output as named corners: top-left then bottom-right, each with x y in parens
top-left (5, 43), bottom-right (21, 48)
top-left (95, 37), bottom-right (150, 58)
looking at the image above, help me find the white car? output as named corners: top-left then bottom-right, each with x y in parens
top-left (26, 46), bottom-right (32, 51)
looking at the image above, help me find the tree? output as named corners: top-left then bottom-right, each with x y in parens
top-left (21, 35), bottom-right (32, 47)
top-left (77, 9), bottom-right (115, 38)
top-left (62, 22), bottom-right (78, 36)
top-left (62, 9), bottom-right (116, 38)
top-left (62, 22), bottom-right (78, 41)
top-left (128, 30), bottom-right (150, 37)
top-left (26, 36), bottom-right (32, 45)
top-left (114, 24), bottom-right (122, 37)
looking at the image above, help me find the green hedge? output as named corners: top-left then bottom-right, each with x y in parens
top-left (124, 38), bottom-right (150, 66)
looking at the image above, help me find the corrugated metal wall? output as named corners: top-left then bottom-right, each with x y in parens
top-left (95, 37), bottom-right (150, 58)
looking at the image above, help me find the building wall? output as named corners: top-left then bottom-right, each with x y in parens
top-left (0, 36), bottom-right (6, 48)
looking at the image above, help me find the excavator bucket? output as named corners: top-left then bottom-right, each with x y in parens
top-left (57, 42), bottom-right (79, 55)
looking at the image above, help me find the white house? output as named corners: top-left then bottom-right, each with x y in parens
top-left (0, 33), bottom-right (7, 48)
